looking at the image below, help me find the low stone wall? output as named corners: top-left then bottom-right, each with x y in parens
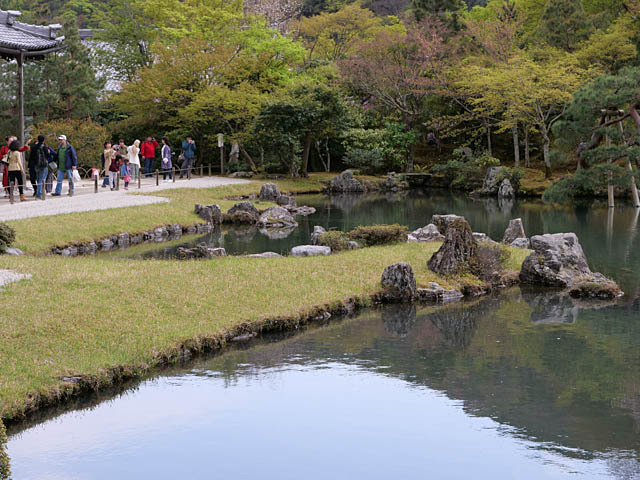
top-left (50, 223), bottom-right (214, 257)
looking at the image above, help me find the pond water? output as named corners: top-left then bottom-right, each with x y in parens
top-left (8, 192), bottom-right (640, 479)
top-left (8, 292), bottom-right (640, 479)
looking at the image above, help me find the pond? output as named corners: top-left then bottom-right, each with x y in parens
top-left (7, 291), bottom-right (640, 479)
top-left (8, 191), bottom-right (640, 479)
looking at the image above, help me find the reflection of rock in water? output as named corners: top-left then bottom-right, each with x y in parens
top-left (521, 288), bottom-right (618, 324)
top-left (428, 307), bottom-right (478, 349)
top-left (384, 191), bottom-right (408, 203)
top-left (329, 194), bottom-right (365, 212)
top-left (605, 457), bottom-right (640, 480)
top-left (259, 226), bottom-right (296, 240)
top-left (381, 304), bottom-right (417, 337)
top-left (199, 226), bottom-right (223, 246)
top-left (498, 196), bottom-right (514, 214)
top-left (226, 225), bottom-right (258, 243)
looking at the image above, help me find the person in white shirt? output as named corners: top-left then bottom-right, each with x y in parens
top-left (127, 139), bottom-right (141, 180)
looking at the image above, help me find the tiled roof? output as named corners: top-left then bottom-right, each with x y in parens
top-left (0, 10), bottom-right (64, 53)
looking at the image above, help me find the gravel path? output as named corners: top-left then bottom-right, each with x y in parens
top-left (0, 176), bottom-right (250, 221)
top-left (0, 269), bottom-right (30, 288)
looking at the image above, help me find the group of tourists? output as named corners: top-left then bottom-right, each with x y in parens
top-left (0, 133), bottom-right (197, 201)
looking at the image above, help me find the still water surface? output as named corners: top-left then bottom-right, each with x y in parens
top-left (8, 192), bottom-right (640, 479)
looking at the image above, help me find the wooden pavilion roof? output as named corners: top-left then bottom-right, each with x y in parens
top-left (0, 10), bottom-right (64, 57)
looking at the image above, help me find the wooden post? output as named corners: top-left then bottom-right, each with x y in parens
top-left (42, 176), bottom-right (46, 201)
top-left (220, 146), bottom-right (224, 175)
top-left (188, 165), bottom-right (191, 180)
top-left (208, 164), bottom-right (211, 177)
top-left (155, 169), bottom-right (159, 186)
top-left (138, 171), bottom-right (142, 189)
top-left (94, 173), bottom-right (98, 193)
top-left (199, 165), bottom-right (203, 177)
top-left (8, 180), bottom-right (14, 204)
top-left (17, 53), bottom-right (24, 146)
top-left (116, 173), bottom-right (120, 191)
top-left (172, 167), bottom-right (175, 183)
top-left (68, 176), bottom-right (73, 197)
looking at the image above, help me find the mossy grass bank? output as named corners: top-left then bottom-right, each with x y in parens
top-left (0, 243), bottom-right (527, 422)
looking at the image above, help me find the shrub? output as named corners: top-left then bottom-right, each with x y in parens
top-left (542, 164), bottom-right (631, 203)
top-left (0, 420), bottom-right (9, 480)
top-left (32, 118), bottom-right (109, 171)
top-left (347, 224), bottom-right (408, 246)
top-left (342, 149), bottom-right (384, 175)
top-left (317, 231), bottom-right (349, 252)
top-left (433, 150), bottom-right (500, 191)
top-left (0, 223), bottom-right (16, 253)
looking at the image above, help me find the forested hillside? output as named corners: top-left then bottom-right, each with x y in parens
top-left (0, 0), bottom-right (639, 200)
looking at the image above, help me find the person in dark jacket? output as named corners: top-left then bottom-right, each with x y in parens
top-left (179, 136), bottom-right (196, 179)
top-left (53, 135), bottom-right (78, 196)
top-left (30, 135), bottom-right (50, 199)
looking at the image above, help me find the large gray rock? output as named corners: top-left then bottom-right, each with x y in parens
top-left (509, 237), bottom-right (530, 249)
top-left (285, 205), bottom-right (316, 216)
top-left (430, 214), bottom-right (464, 236)
top-left (498, 178), bottom-right (514, 198)
top-left (195, 204), bottom-right (223, 225)
top-left (311, 226), bottom-right (327, 245)
top-left (415, 282), bottom-right (464, 303)
top-left (328, 170), bottom-right (364, 193)
top-left (258, 206), bottom-right (298, 229)
top-left (276, 195), bottom-right (296, 207)
top-left (503, 218), bottom-right (526, 244)
top-left (519, 233), bottom-right (621, 295)
top-left (380, 262), bottom-right (416, 302)
top-left (177, 243), bottom-right (227, 260)
top-left (245, 252), bottom-right (282, 258)
top-left (259, 183), bottom-right (281, 202)
top-left (407, 224), bottom-right (444, 243)
top-left (3, 247), bottom-right (23, 256)
top-left (291, 245), bottom-right (331, 257)
top-left (227, 201), bottom-right (260, 224)
top-left (482, 166), bottom-right (505, 194)
top-left (428, 217), bottom-right (477, 276)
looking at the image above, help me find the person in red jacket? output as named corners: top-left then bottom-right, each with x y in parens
top-left (141, 136), bottom-right (159, 178)
top-left (1, 135), bottom-right (30, 197)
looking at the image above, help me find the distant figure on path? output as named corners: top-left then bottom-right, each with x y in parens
top-left (1, 135), bottom-right (29, 197)
top-left (161, 137), bottom-right (172, 182)
top-left (7, 139), bottom-right (29, 201)
top-left (102, 141), bottom-right (115, 188)
top-left (108, 153), bottom-right (121, 191)
top-left (117, 139), bottom-right (128, 160)
top-left (120, 158), bottom-right (131, 190)
top-left (141, 136), bottom-right (159, 178)
top-left (127, 140), bottom-right (141, 180)
top-left (32, 135), bottom-right (50, 199)
top-left (53, 135), bottom-right (78, 196)
top-left (180, 136), bottom-right (196, 179)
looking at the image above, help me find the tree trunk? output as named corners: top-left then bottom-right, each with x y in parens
top-left (486, 122), bottom-right (492, 157)
top-left (524, 129), bottom-right (530, 168)
top-left (406, 145), bottom-right (415, 173)
top-left (301, 132), bottom-right (312, 178)
top-left (541, 128), bottom-right (551, 178)
top-left (240, 146), bottom-right (258, 172)
top-left (512, 124), bottom-right (520, 167)
top-left (618, 120), bottom-right (640, 208)
top-left (605, 124), bottom-right (615, 208)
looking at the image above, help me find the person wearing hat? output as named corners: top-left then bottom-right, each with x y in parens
top-left (53, 135), bottom-right (78, 196)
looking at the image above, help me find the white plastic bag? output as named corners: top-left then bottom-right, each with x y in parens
top-left (72, 169), bottom-right (82, 183)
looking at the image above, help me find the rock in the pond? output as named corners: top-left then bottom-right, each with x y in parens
top-left (503, 218), bottom-right (526, 244)
top-left (291, 245), bottom-right (331, 257)
top-left (3, 247), bottom-right (23, 256)
top-left (519, 233), bottom-right (621, 295)
top-left (328, 170), bottom-right (365, 193)
top-left (176, 243), bottom-right (227, 260)
top-left (229, 171), bottom-right (254, 178)
top-left (415, 282), bottom-right (464, 303)
top-left (245, 252), bottom-right (282, 258)
top-left (509, 237), bottom-right (530, 249)
top-left (285, 205), bottom-right (316, 216)
top-left (380, 262), bottom-right (416, 302)
top-left (430, 214), bottom-right (464, 236)
top-left (310, 226), bottom-right (327, 245)
top-left (407, 224), bottom-right (444, 243)
top-left (227, 201), bottom-right (260, 224)
top-left (569, 280), bottom-right (622, 299)
top-left (257, 206), bottom-right (298, 229)
top-left (482, 166), bottom-right (505, 194)
top-left (276, 195), bottom-right (296, 207)
top-left (195, 204), bottom-right (223, 225)
top-left (498, 178), bottom-right (514, 198)
top-left (118, 233), bottom-right (130, 249)
top-left (259, 183), bottom-right (281, 202)
top-left (427, 217), bottom-right (477, 275)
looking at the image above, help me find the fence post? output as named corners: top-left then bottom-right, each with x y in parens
top-left (208, 164), bottom-right (211, 177)
top-left (155, 169), bottom-right (159, 186)
top-left (138, 170), bottom-right (142, 189)
top-left (188, 165), bottom-right (191, 180)
top-left (172, 167), bottom-right (176, 183)
top-left (94, 173), bottom-right (98, 193)
top-left (116, 173), bottom-right (120, 191)
top-left (200, 165), bottom-right (203, 177)
top-left (42, 176), bottom-right (46, 201)
top-left (8, 180), bottom-right (14, 204)
top-left (68, 176), bottom-right (73, 197)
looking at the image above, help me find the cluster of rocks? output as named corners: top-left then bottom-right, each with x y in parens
top-left (52, 223), bottom-right (212, 257)
top-left (176, 243), bottom-right (227, 260)
top-left (379, 262), bottom-right (463, 303)
top-left (325, 170), bottom-right (409, 194)
top-left (480, 166), bottom-right (515, 199)
top-left (195, 204), bottom-right (223, 225)
top-left (326, 170), bottom-right (365, 193)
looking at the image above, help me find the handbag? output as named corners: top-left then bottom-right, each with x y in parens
top-left (48, 161), bottom-right (57, 172)
top-left (72, 169), bottom-right (82, 182)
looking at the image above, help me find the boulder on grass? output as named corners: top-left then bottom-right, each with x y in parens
top-left (503, 218), bottom-right (526, 244)
top-left (430, 214), bottom-right (464, 236)
top-left (291, 245), bottom-right (331, 257)
top-left (381, 262), bottom-right (416, 302)
top-left (195, 204), bottom-right (223, 225)
top-left (258, 206), bottom-right (298, 229)
top-left (259, 183), bottom-right (281, 201)
top-left (328, 170), bottom-right (365, 193)
top-left (520, 233), bottom-right (622, 296)
top-left (427, 217), bottom-right (477, 276)
top-left (407, 224), bottom-right (445, 243)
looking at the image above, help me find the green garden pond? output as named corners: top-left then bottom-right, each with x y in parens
top-left (7, 192), bottom-right (640, 479)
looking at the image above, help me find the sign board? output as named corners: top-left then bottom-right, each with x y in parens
top-left (217, 133), bottom-right (224, 148)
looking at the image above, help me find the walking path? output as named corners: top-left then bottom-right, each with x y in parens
top-left (0, 176), bottom-right (250, 221)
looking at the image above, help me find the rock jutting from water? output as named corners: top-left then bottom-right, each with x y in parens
top-left (380, 262), bottom-right (416, 302)
top-left (427, 217), bottom-right (477, 275)
top-left (407, 224), bottom-right (445, 243)
top-left (415, 282), bottom-right (464, 303)
top-left (481, 166), bottom-right (505, 194)
top-left (498, 178), bottom-right (515, 199)
top-left (503, 218), bottom-right (526, 244)
top-left (227, 201), bottom-right (261, 224)
top-left (327, 170), bottom-right (365, 193)
top-left (519, 233), bottom-right (622, 297)
top-left (311, 226), bottom-right (327, 245)
top-left (195, 204), bottom-right (223, 225)
top-left (290, 245), bottom-right (331, 257)
top-left (257, 206), bottom-right (298, 229)
top-left (176, 243), bottom-right (227, 260)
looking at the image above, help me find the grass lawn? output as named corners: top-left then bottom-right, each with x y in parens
top-left (6, 174), bottom-right (356, 254)
top-left (0, 242), bottom-right (528, 421)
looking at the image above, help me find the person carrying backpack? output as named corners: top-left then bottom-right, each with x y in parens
top-left (32, 135), bottom-right (50, 199)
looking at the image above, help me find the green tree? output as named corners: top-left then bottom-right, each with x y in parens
top-left (535, 0), bottom-right (592, 51)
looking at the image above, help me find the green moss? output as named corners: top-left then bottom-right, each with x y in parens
top-left (0, 223), bottom-right (15, 253)
top-left (0, 420), bottom-right (9, 480)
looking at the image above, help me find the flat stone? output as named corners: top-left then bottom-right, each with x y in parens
top-left (509, 237), bottom-right (530, 249)
top-left (291, 245), bottom-right (331, 257)
top-left (3, 247), bottom-right (23, 256)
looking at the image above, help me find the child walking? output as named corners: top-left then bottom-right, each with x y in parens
top-left (109, 154), bottom-right (121, 190)
top-left (120, 158), bottom-right (131, 190)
